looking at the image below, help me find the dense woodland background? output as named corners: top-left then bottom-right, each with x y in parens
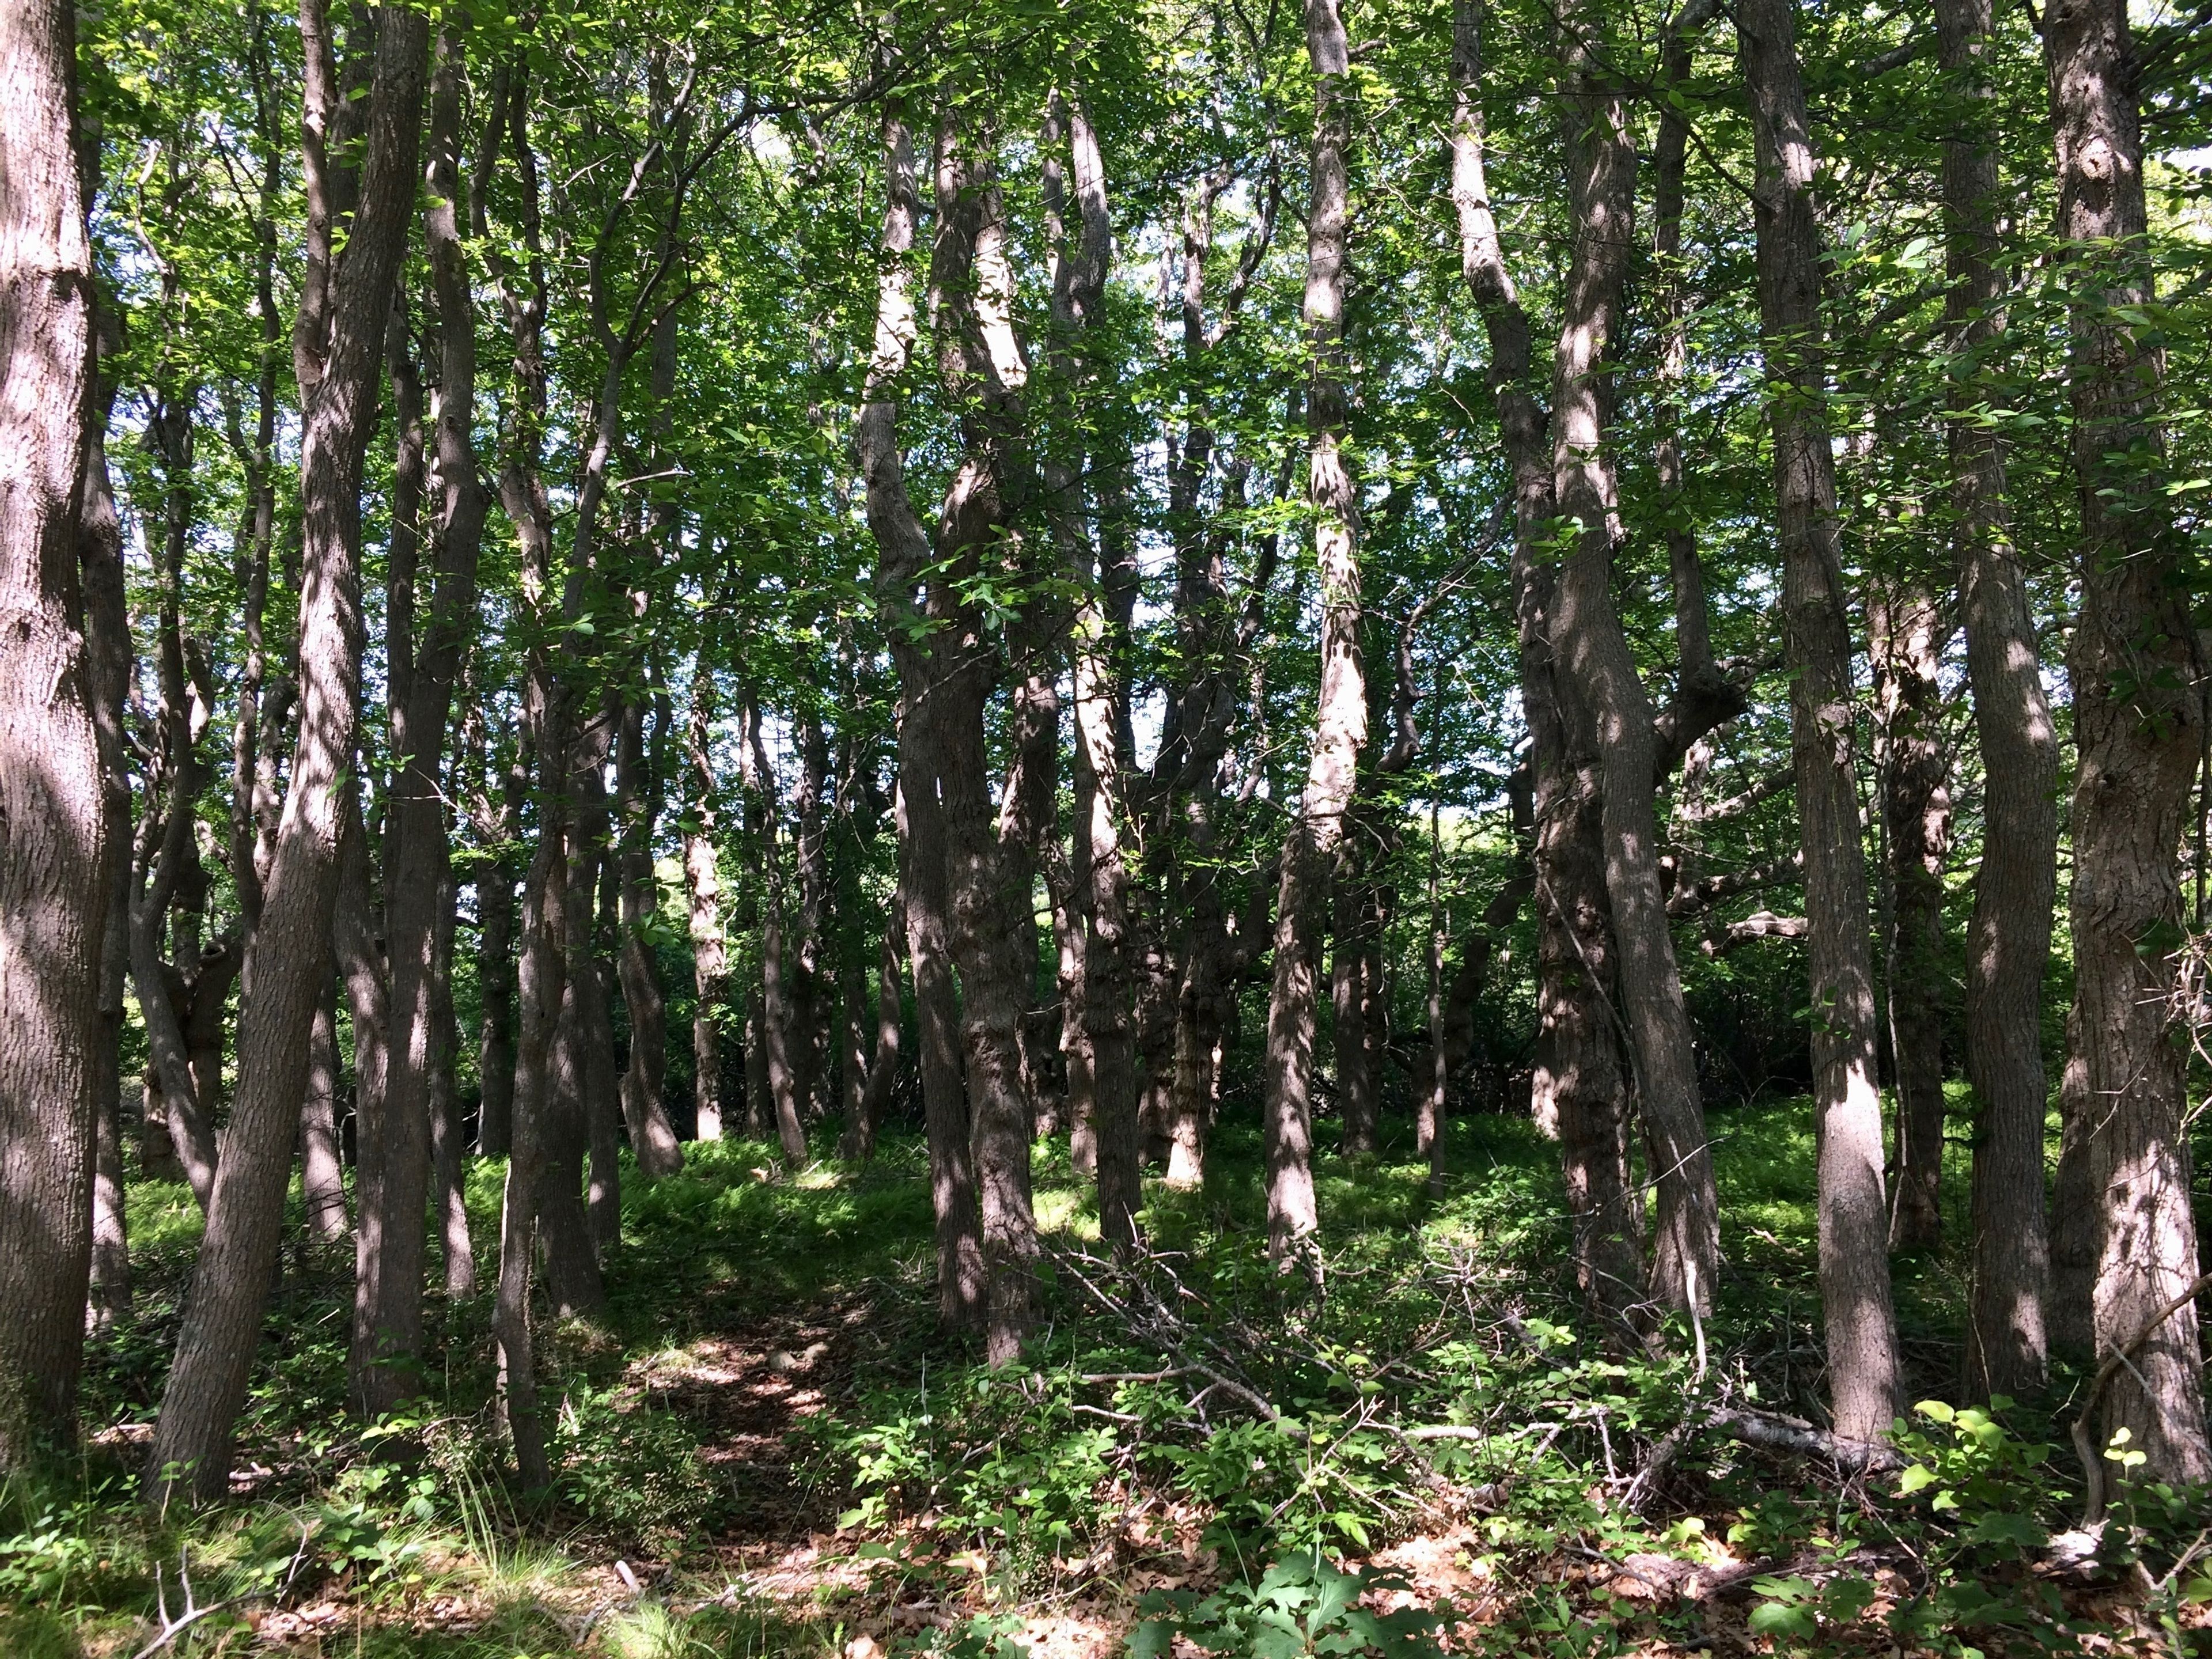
top-left (1, 0), bottom-right (2211, 1649)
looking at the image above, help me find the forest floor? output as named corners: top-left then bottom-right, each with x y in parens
top-left (3, 1091), bottom-right (2207, 1658)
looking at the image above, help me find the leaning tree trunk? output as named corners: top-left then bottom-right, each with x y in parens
top-left (1548, 0), bottom-right (1718, 1318)
top-left (1740, 0), bottom-right (1901, 1446)
top-left (1450, 0), bottom-right (1642, 1326)
top-left (1939, 0), bottom-right (2056, 1402)
top-left (0, 0), bottom-right (102, 1463)
top-left (2047, 0), bottom-right (2211, 1485)
top-left (1264, 0), bottom-right (1365, 1266)
top-left (147, 2), bottom-right (426, 1504)
top-left (1868, 577), bottom-right (1951, 1255)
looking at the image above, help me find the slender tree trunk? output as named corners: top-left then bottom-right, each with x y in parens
top-left (2047, 0), bottom-right (2211, 1484)
top-left (1740, 0), bottom-right (1900, 1445)
top-left (429, 847), bottom-right (474, 1300)
top-left (1332, 874), bottom-right (1377, 1159)
top-left (471, 720), bottom-right (521, 1156)
top-left (81, 319), bottom-right (135, 1334)
top-left (1264, 0), bottom-right (1365, 1266)
top-left (1939, 0), bottom-right (2055, 1400)
top-left (498, 829), bottom-right (556, 1485)
top-left (148, 2), bottom-right (427, 1502)
top-left (302, 975), bottom-right (350, 1240)
top-left (1549, 2), bottom-right (1718, 1316)
top-left (683, 667), bottom-right (726, 1140)
top-left (616, 690), bottom-right (683, 1175)
top-left (336, 799), bottom-right (396, 1410)
top-left (852, 897), bottom-right (904, 1156)
top-left (1868, 579), bottom-right (1951, 1253)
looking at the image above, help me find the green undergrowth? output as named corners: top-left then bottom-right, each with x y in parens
top-left (6, 1096), bottom-right (2206, 1657)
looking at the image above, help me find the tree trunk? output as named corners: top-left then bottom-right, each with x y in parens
top-left (147, 2), bottom-right (426, 1504)
top-left (1740, 0), bottom-right (1901, 1445)
top-left (472, 728), bottom-right (521, 1157)
top-left (1264, 0), bottom-right (1365, 1266)
top-left (856, 99), bottom-right (983, 1332)
top-left (498, 829), bottom-right (557, 1486)
top-left (360, 20), bottom-right (493, 1412)
top-left (1450, 0), bottom-right (1642, 1327)
top-left (1938, 0), bottom-right (2055, 1401)
top-left (683, 667), bottom-right (726, 1141)
top-left (82, 320), bottom-right (135, 1335)
top-left (336, 799), bottom-right (396, 1411)
top-left (616, 690), bottom-right (683, 1176)
top-left (2047, 0), bottom-right (2211, 1485)
top-left (1548, 1), bottom-right (1718, 1317)
top-left (302, 976), bottom-right (350, 1240)
top-left (1868, 578), bottom-right (1951, 1254)
top-left (429, 849), bottom-right (474, 1300)
top-left (1331, 873), bottom-right (1377, 1159)
top-left (853, 898), bottom-right (904, 1156)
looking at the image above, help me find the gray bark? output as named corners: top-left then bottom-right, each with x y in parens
top-left (2047, 0), bottom-right (2211, 1483)
top-left (1740, 0), bottom-right (1902, 1445)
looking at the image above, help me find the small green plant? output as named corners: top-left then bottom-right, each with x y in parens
top-left (1127, 1553), bottom-right (1452, 1658)
top-left (553, 1383), bottom-right (722, 1543)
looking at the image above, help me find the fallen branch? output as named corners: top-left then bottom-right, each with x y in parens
top-left (1700, 1407), bottom-right (1902, 1474)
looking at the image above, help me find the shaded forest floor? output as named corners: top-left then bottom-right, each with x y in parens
top-left (5, 1093), bottom-right (2208, 1657)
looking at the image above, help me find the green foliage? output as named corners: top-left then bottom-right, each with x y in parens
top-left (1128, 1554), bottom-right (1452, 1659)
top-left (552, 1384), bottom-right (723, 1545)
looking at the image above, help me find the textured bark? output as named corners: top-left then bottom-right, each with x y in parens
top-left (429, 850), bottom-right (473, 1300)
top-left (855, 101), bottom-right (982, 1328)
top-left (1740, 0), bottom-right (1901, 1445)
top-left (2047, 0), bottom-right (2211, 1484)
top-left (148, 3), bottom-right (427, 1503)
top-left (2049, 1013), bottom-right (2096, 1356)
top-left (81, 335), bottom-right (134, 1332)
top-left (560, 728), bottom-right (622, 1268)
top-left (615, 690), bottom-right (683, 1176)
top-left (1939, 0), bottom-right (2055, 1401)
top-left (469, 717), bottom-right (522, 1156)
top-left (683, 667), bottom-right (726, 1141)
top-left (301, 977), bottom-right (350, 1240)
top-left (129, 485), bottom-right (218, 1213)
top-left (745, 701), bottom-right (811, 1166)
top-left (486, 59), bottom-right (554, 1484)
top-left (361, 21), bottom-right (494, 1413)
top-left (1046, 100), bottom-right (1141, 1241)
top-left (922, 110), bottom-right (1047, 1362)
top-left (1868, 579), bottom-right (1951, 1254)
top-left (852, 897), bottom-right (904, 1156)
top-left (1331, 874), bottom-right (1377, 1159)
top-left (1264, 0), bottom-right (1365, 1265)
top-left (1548, 1), bottom-right (1718, 1317)
top-left (336, 801), bottom-right (396, 1411)
top-left (498, 830), bottom-right (555, 1486)
top-left (1450, 0), bottom-right (1641, 1324)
